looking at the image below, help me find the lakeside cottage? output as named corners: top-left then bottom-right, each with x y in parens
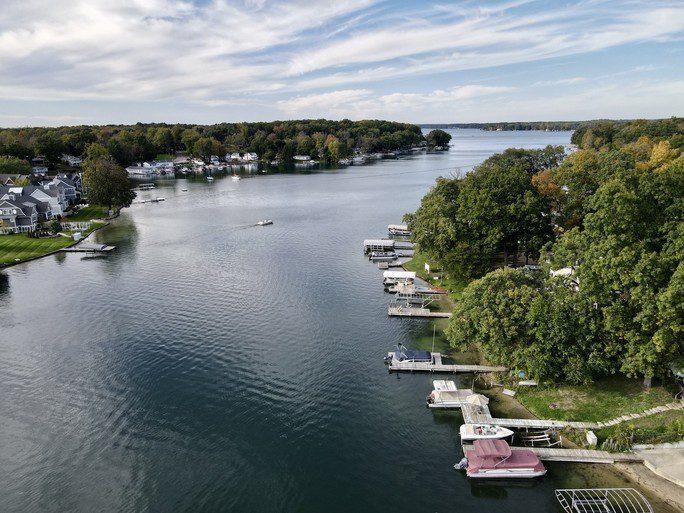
top-left (61, 154), bottom-right (82, 167)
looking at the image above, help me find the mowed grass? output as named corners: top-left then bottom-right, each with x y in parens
top-left (595, 410), bottom-right (684, 445)
top-left (66, 205), bottom-right (108, 221)
top-left (0, 234), bottom-right (74, 265)
top-left (402, 250), bottom-right (468, 301)
top-left (516, 377), bottom-right (676, 422)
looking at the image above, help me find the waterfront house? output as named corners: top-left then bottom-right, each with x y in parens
top-left (126, 165), bottom-right (156, 179)
top-left (61, 154), bottom-right (82, 167)
top-left (210, 155), bottom-right (220, 165)
top-left (293, 155), bottom-right (311, 161)
top-left (244, 152), bottom-right (258, 162)
top-left (0, 185), bottom-right (65, 217)
top-left (50, 176), bottom-right (78, 204)
top-left (31, 166), bottom-right (49, 178)
top-left (0, 197), bottom-right (39, 233)
top-left (229, 152), bottom-right (242, 162)
top-left (0, 174), bottom-right (29, 186)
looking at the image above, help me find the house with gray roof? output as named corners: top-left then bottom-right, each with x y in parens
top-left (0, 197), bottom-right (38, 234)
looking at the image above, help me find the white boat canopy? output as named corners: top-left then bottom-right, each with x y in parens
top-left (383, 271), bottom-right (416, 280)
top-left (388, 224), bottom-right (409, 231)
top-left (555, 488), bottom-right (653, 513)
top-left (364, 239), bottom-right (395, 247)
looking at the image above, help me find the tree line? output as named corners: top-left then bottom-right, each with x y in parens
top-left (406, 118), bottom-right (683, 386)
top-left (0, 119), bottom-right (427, 167)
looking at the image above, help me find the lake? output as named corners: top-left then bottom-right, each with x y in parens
top-left (0, 129), bottom-right (666, 512)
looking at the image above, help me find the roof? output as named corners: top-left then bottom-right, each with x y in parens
top-left (383, 270), bottom-right (416, 279)
top-left (388, 224), bottom-right (408, 230)
top-left (364, 239), bottom-right (395, 247)
top-left (473, 439), bottom-right (512, 459)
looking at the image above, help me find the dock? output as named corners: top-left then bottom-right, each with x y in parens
top-left (61, 243), bottom-right (116, 253)
top-left (518, 447), bottom-right (643, 464)
top-left (388, 306), bottom-right (452, 318)
top-left (387, 352), bottom-right (507, 373)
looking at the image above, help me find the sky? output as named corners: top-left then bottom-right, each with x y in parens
top-left (0, 0), bottom-right (683, 127)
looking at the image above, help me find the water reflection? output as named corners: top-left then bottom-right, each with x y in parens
top-left (0, 272), bottom-right (9, 298)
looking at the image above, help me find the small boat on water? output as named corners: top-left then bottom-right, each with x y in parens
top-left (232, 175), bottom-right (241, 181)
top-left (369, 251), bottom-right (398, 262)
top-left (460, 424), bottom-right (515, 441)
top-left (181, 188), bottom-right (188, 192)
top-left (257, 219), bottom-right (273, 226)
top-left (206, 176), bottom-right (214, 181)
top-left (457, 439), bottom-right (546, 479)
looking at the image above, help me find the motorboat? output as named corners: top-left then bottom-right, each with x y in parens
top-left (369, 251), bottom-right (398, 262)
top-left (181, 188), bottom-right (188, 192)
top-left (460, 424), bottom-right (515, 441)
top-left (232, 175), bottom-right (241, 181)
top-left (384, 343), bottom-right (432, 364)
top-left (257, 219), bottom-right (273, 226)
top-left (458, 439), bottom-right (546, 479)
top-left (206, 176), bottom-right (214, 181)
top-left (426, 380), bottom-right (473, 409)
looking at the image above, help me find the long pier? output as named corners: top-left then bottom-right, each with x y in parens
top-left (61, 244), bottom-right (116, 253)
top-left (387, 352), bottom-right (507, 373)
top-left (388, 306), bottom-right (452, 318)
top-left (520, 447), bottom-right (643, 464)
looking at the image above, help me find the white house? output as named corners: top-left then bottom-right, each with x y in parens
top-left (126, 166), bottom-right (156, 179)
top-left (293, 155), bottom-right (311, 161)
top-left (210, 155), bottom-right (220, 165)
top-left (244, 152), bottom-right (258, 162)
top-left (229, 152), bottom-right (242, 162)
top-left (0, 198), bottom-right (38, 233)
top-left (61, 154), bottom-right (82, 167)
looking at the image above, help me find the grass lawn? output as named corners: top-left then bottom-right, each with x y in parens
top-left (516, 376), bottom-right (677, 422)
top-left (66, 205), bottom-right (109, 221)
top-left (595, 410), bottom-right (684, 445)
top-left (402, 249), bottom-right (468, 301)
top-left (155, 154), bottom-right (175, 161)
top-left (0, 234), bottom-right (74, 265)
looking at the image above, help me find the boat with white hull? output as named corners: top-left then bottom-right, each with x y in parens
top-left (458, 439), bottom-right (546, 479)
top-left (460, 424), bottom-right (514, 441)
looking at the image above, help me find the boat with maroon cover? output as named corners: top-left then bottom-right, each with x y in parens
top-left (459, 439), bottom-right (546, 479)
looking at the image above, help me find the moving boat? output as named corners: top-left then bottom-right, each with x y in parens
top-left (460, 424), bottom-right (515, 441)
top-left (458, 439), bottom-right (546, 479)
top-left (257, 219), bottom-right (273, 226)
top-left (232, 175), bottom-right (241, 181)
top-left (369, 251), bottom-right (398, 262)
top-left (206, 176), bottom-right (214, 181)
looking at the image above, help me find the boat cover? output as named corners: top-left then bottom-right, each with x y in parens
top-left (473, 439), bottom-right (512, 459)
top-left (395, 349), bottom-right (431, 362)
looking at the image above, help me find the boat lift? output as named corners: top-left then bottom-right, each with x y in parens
top-left (555, 488), bottom-right (653, 513)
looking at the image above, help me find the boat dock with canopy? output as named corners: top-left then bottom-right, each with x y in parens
top-left (364, 239), bottom-right (395, 253)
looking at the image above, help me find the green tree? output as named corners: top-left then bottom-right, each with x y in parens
top-left (426, 129), bottom-right (452, 147)
top-left (82, 147), bottom-right (136, 210)
top-left (0, 155), bottom-right (31, 175)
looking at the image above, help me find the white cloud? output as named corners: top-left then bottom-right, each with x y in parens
top-left (0, 0), bottom-right (682, 125)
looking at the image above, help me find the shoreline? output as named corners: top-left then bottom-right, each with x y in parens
top-left (0, 219), bottom-right (111, 269)
top-left (400, 252), bottom-right (684, 507)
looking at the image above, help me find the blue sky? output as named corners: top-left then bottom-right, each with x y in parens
top-left (0, 0), bottom-right (682, 126)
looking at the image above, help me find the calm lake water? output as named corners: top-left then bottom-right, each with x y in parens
top-left (0, 129), bottom-right (666, 512)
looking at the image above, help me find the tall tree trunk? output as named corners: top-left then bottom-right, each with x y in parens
top-left (643, 375), bottom-right (652, 389)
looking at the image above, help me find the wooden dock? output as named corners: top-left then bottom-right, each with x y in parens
top-left (62, 244), bottom-right (116, 253)
top-left (387, 352), bottom-right (507, 373)
top-left (520, 447), bottom-right (643, 464)
top-left (388, 306), bottom-right (452, 318)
